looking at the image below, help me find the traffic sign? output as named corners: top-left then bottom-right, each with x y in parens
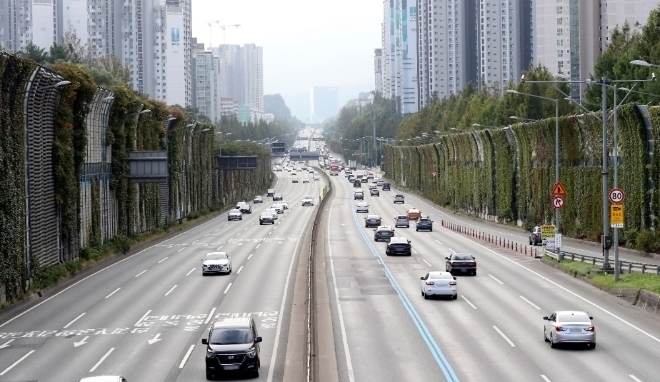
top-left (608, 188), bottom-right (625, 204)
top-left (552, 181), bottom-right (567, 196)
top-left (552, 196), bottom-right (565, 209)
top-left (540, 225), bottom-right (556, 239)
top-left (610, 204), bottom-right (624, 228)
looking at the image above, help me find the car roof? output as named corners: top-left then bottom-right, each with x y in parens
top-left (230, 209), bottom-right (241, 212)
top-left (555, 310), bottom-right (591, 317)
top-left (367, 215), bottom-right (380, 218)
top-left (396, 215), bottom-right (408, 219)
top-left (428, 271), bottom-right (453, 279)
top-left (408, 208), bottom-right (419, 212)
top-left (389, 236), bottom-right (409, 243)
top-left (376, 226), bottom-right (393, 230)
top-left (212, 317), bottom-right (253, 329)
top-left (79, 377), bottom-right (125, 382)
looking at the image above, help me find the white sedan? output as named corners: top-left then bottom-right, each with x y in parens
top-left (272, 204), bottom-right (284, 214)
top-left (202, 252), bottom-right (232, 275)
top-left (265, 208), bottom-right (279, 219)
top-left (279, 201), bottom-right (289, 209)
top-left (420, 271), bottom-right (457, 299)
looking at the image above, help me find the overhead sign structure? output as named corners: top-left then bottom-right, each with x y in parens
top-left (540, 225), bottom-right (556, 240)
top-left (608, 188), bottom-right (625, 204)
top-left (610, 204), bottom-right (624, 228)
top-left (552, 196), bottom-right (565, 209)
top-left (551, 181), bottom-right (567, 196)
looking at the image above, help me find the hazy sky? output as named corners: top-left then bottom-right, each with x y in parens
top-left (191, 0), bottom-right (383, 116)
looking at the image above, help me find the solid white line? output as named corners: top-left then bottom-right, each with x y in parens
top-left (256, 244), bottom-right (261, 249)
top-left (89, 348), bottom-right (114, 372)
top-left (205, 308), bottom-right (217, 325)
top-left (186, 268), bottom-right (195, 276)
top-left (422, 259), bottom-right (432, 267)
top-left (248, 254), bottom-right (254, 259)
top-left (237, 266), bottom-right (244, 274)
top-left (63, 312), bottom-right (86, 329)
top-left (489, 274), bottom-right (504, 285)
top-left (324, 198), bottom-right (356, 382)
top-left (445, 229), bottom-right (660, 344)
top-left (493, 326), bottom-right (515, 347)
top-left (135, 269), bottom-right (147, 277)
top-left (0, 350), bottom-right (35, 375)
top-left (224, 283), bottom-right (232, 294)
top-left (158, 257), bottom-right (168, 263)
top-left (629, 376), bottom-right (643, 382)
top-left (267, 195), bottom-right (317, 382)
top-left (520, 295), bottom-right (541, 310)
top-left (177, 247), bottom-right (185, 252)
top-left (541, 375), bottom-right (552, 382)
top-left (105, 288), bottom-right (121, 299)
top-left (134, 310), bottom-right (152, 326)
top-left (164, 285), bottom-right (177, 296)
top-left (461, 295), bottom-right (477, 309)
top-left (179, 345), bottom-right (195, 369)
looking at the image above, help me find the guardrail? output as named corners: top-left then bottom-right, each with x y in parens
top-left (441, 220), bottom-right (660, 275)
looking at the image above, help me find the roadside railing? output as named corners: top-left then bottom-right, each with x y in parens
top-left (441, 220), bottom-right (660, 275)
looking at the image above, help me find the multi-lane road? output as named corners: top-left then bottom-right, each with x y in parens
top-left (321, 166), bottom-right (660, 382)
top-left (0, 149), bottom-right (324, 382)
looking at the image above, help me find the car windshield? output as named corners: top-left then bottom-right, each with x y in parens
top-left (429, 272), bottom-right (452, 280)
top-left (206, 253), bottom-right (228, 260)
top-left (210, 328), bottom-right (253, 345)
top-left (367, 215), bottom-right (379, 219)
top-left (453, 254), bottom-right (473, 260)
top-left (397, 216), bottom-right (408, 220)
top-left (557, 313), bottom-right (591, 322)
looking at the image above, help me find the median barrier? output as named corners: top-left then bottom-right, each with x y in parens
top-left (441, 220), bottom-right (538, 258)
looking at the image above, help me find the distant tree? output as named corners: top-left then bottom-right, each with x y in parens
top-left (19, 41), bottom-right (48, 64)
top-left (48, 43), bottom-right (72, 63)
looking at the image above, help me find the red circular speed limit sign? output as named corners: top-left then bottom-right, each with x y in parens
top-left (608, 188), bottom-right (625, 204)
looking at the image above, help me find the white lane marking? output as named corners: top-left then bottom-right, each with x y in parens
top-left (520, 296), bottom-right (541, 310)
top-left (186, 268), bottom-right (195, 276)
top-left (89, 348), bottom-right (114, 372)
top-left (224, 223), bottom-right (228, 227)
top-left (179, 345), bottom-right (195, 368)
top-left (0, 350), bottom-right (36, 376)
top-left (248, 253), bottom-right (254, 260)
top-left (541, 375), bottom-right (551, 382)
top-left (489, 274), bottom-right (504, 285)
top-left (630, 376), bottom-right (643, 382)
top-left (435, 240), bottom-right (443, 245)
top-left (412, 248), bottom-right (419, 254)
top-left (135, 269), bottom-right (148, 277)
top-left (267, 194), bottom-right (317, 382)
top-left (251, 223), bottom-right (254, 226)
top-left (425, 233), bottom-right (430, 237)
top-left (422, 259), bottom-right (432, 267)
top-left (164, 285), bottom-right (178, 296)
top-left (493, 326), bottom-right (515, 347)
top-left (216, 246), bottom-right (223, 250)
top-left (205, 308), bottom-right (217, 325)
top-left (256, 244), bottom-right (261, 249)
top-left (0, 339), bottom-right (15, 349)
top-left (105, 288), bottom-right (121, 299)
top-left (134, 310), bottom-right (152, 326)
top-left (325, 198), bottom-right (356, 382)
top-left (158, 257), bottom-right (168, 263)
top-left (224, 283), bottom-right (232, 294)
top-left (237, 266), bottom-right (244, 274)
top-left (177, 247), bottom-right (185, 252)
top-left (448, 247), bottom-right (455, 253)
top-left (461, 295), bottom-right (477, 309)
top-left (63, 312), bottom-right (86, 329)
top-left (445, 229), bottom-right (660, 344)
top-left (244, 227), bottom-right (248, 231)
top-left (236, 232), bottom-right (241, 236)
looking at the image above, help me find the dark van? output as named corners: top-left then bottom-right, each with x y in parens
top-left (382, 183), bottom-right (391, 191)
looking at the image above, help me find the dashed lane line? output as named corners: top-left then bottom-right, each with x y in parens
top-left (164, 285), bottom-right (178, 297)
top-left (179, 345), bottom-right (195, 369)
top-left (489, 274), bottom-right (504, 285)
top-left (461, 295), bottom-right (477, 310)
top-left (520, 295), bottom-right (541, 310)
top-left (186, 268), bottom-right (195, 277)
top-left (90, 348), bottom-right (114, 372)
top-left (105, 288), bottom-right (121, 299)
top-left (493, 326), bottom-right (515, 347)
top-left (0, 350), bottom-right (35, 376)
top-left (63, 312), bottom-right (86, 329)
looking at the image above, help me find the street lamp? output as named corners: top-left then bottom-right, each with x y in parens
top-left (630, 60), bottom-right (660, 69)
top-left (472, 123), bottom-right (497, 129)
top-left (510, 116), bottom-right (539, 122)
top-left (508, 89), bottom-right (561, 253)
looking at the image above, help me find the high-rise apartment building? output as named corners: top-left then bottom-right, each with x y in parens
top-left (0, 0), bottom-right (192, 106)
top-left (374, 48), bottom-right (383, 94)
top-left (215, 44), bottom-right (263, 113)
top-left (193, 42), bottom-right (220, 122)
top-left (310, 86), bottom-right (339, 123)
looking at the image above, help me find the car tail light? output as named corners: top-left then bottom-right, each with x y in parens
top-left (555, 326), bottom-right (566, 332)
top-left (585, 326), bottom-right (595, 332)
top-left (449, 281), bottom-right (456, 286)
top-left (425, 281), bottom-right (435, 285)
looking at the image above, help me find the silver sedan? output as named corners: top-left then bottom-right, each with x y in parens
top-left (543, 311), bottom-right (596, 349)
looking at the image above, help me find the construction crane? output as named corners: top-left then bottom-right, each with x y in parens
top-left (220, 24), bottom-right (241, 44)
top-left (205, 20), bottom-right (220, 48)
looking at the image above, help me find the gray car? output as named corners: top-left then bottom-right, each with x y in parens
top-left (543, 311), bottom-right (596, 349)
top-left (356, 202), bottom-right (369, 213)
top-left (394, 194), bottom-right (405, 203)
top-left (395, 215), bottom-right (409, 228)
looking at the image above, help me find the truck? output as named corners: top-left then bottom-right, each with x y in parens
top-left (348, 160), bottom-right (357, 170)
top-left (330, 163), bottom-right (339, 176)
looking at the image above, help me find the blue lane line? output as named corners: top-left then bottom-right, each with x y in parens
top-left (348, 183), bottom-right (460, 382)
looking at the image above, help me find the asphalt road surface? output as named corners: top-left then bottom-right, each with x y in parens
top-left (0, 154), bottom-right (324, 382)
top-left (322, 170), bottom-right (660, 382)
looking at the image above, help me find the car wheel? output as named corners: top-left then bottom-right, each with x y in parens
top-left (590, 343), bottom-right (596, 349)
top-left (544, 330), bottom-right (550, 342)
top-left (452, 294), bottom-right (457, 300)
top-left (423, 291), bottom-right (429, 300)
top-left (550, 334), bottom-right (557, 348)
top-left (252, 370), bottom-right (260, 378)
top-left (429, 229), bottom-right (432, 232)
top-left (421, 289), bottom-right (424, 296)
top-left (259, 222), bottom-right (263, 225)
top-left (416, 228), bottom-right (419, 231)
top-left (206, 368), bottom-right (214, 380)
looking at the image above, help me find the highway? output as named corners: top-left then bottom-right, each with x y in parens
top-left (0, 142), bottom-right (324, 382)
top-left (321, 168), bottom-right (660, 382)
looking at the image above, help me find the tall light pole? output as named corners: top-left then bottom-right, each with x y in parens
top-left (508, 89), bottom-right (561, 254)
top-left (472, 123), bottom-right (498, 129)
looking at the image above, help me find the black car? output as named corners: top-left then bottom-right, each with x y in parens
top-left (273, 193), bottom-right (283, 201)
top-left (360, 178), bottom-right (368, 184)
top-left (374, 226), bottom-right (395, 241)
top-left (364, 215), bottom-right (382, 228)
top-left (382, 183), bottom-right (391, 191)
top-left (445, 253), bottom-right (477, 275)
top-left (386, 237), bottom-right (412, 256)
top-left (416, 217), bottom-right (433, 231)
top-left (202, 317), bottom-right (262, 379)
top-left (370, 188), bottom-right (380, 196)
top-left (354, 191), bottom-right (364, 200)
top-left (353, 180), bottom-right (362, 188)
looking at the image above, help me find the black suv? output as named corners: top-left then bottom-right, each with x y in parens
top-left (273, 193), bottom-right (283, 201)
top-left (382, 183), bottom-right (390, 191)
top-left (386, 237), bottom-right (412, 256)
top-left (353, 180), bottom-right (362, 188)
top-left (374, 226), bottom-right (395, 241)
top-left (416, 217), bottom-right (433, 232)
top-left (202, 317), bottom-right (262, 379)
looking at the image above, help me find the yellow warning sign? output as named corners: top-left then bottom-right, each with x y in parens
top-left (540, 225), bottom-right (556, 239)
top-left (611, 204), bottom-right (624, 228)
top-left (552, 181), bottom-right (567, 196)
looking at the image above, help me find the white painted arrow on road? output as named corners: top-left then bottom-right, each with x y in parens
top-left (148, 333), bottom-right (162, 345)
top-left (74, 336), bottom-right (89, 347)
top-left (0, 339), bottom-right (14, 349)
